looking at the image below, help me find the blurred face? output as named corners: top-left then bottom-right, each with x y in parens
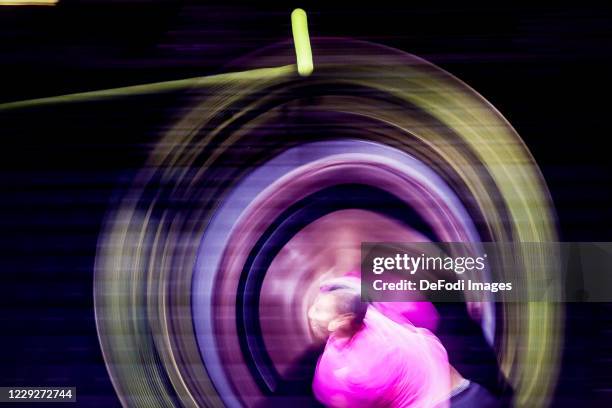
top-left (308, 293), bottom-right (340, 341)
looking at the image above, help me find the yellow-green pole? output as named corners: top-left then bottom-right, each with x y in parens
top-left (291, 8), bottom-right (314, 76)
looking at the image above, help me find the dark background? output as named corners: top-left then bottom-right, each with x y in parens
top-left (1, 1), bottom-right (612, 406)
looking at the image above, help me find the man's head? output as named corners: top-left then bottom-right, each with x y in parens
top-left (307, 277), bottom-right (368, 341)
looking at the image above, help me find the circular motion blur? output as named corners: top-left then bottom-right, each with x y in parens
top-left (94, 37), bottom-right (561, 407)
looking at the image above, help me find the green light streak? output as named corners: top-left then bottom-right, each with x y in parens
top-left (291, 8), bottom-right (313, 77)
top-left (0, 65), bottom-right (295, 111)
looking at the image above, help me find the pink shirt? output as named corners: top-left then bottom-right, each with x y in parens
top-left (313, 308), bottom-right (451, 408)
